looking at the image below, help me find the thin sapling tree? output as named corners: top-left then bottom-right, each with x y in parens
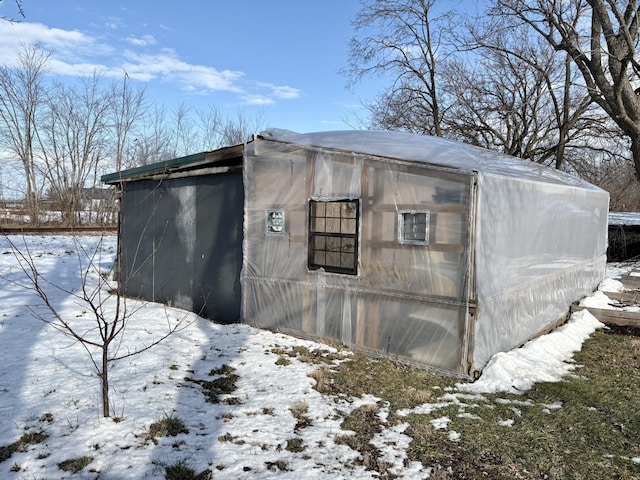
top-left (3, 234), bottom-right (195, 417)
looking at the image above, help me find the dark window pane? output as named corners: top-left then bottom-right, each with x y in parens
top-left (311, 217), bottom-right (325, 232)
top-left (341, 252), bottom-right (355, 269)
top-left (325, 202), bottom-right (341, 217)
top-left (312, 236), bottom-right (326, 250)
top-left (326, 236), bottom-right (341, 252)
top-left (326, 217), bottom-right (341, 233)
top-left (343, 201), bottom-right (358, 218)
top-left (312, 250), bottom-right (325, 265)
top-left (342, 218), bottom-right (356, 234)
top-left (326, 251), bottom-right (341, 267)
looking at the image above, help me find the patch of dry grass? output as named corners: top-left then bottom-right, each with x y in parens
top-left (141, 414), bottom-right (189, 445)
top-left (319, 329), bottom-right (640, 479)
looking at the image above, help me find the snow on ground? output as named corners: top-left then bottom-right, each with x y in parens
top-left (0, 235), bottom-right (633, 478)
top-left (455, 309), bottom-right (604, 395)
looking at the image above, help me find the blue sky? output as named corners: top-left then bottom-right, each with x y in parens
top-left (0, 0), bottom-right (383, 133)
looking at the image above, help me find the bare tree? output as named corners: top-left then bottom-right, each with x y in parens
top-left (344, 0), bottom-right (454, 136)
top-left (131, 104), bottom-right (176, 166)
top-left (366, 78), bottom-right (442, 134)
top-left (0, 44), bottom-right (51, 223)
top-left (570, 130), bottom-right (640, 210)
top-left (130, 104), bottom-right (264, 163)
top-left (3, 234), bottom-right (193, 417)
top-left (493, 0), bottom-right (640, 178)
top-left (109, 74), bottom-right (146, 172)
top-left (37, 73), bottom-right (111, 225)
top-left (348, 0), bottom-right (626, 173)
top-left (218, 108), bottom-right (265, 146)
top-left (171, 103), bottom-right (199, 157)
top-left (443, 49), bottom-right (556, 160)
top-left (447, 19), bottom-right (604, 169)
top-left (194, 104), bottom-right (223, 151)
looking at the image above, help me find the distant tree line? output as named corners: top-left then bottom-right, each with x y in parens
top-left (344, 0), bottom-right (640, 211)
top-left (0, 44), bottom-right (264, 225)
top-left (4, 0), bottom-right (640, 223)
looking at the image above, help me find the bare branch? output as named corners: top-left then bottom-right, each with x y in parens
top-left (493, 0), bottom-right (640, 178)
top-left (1, 233), bottom-right (198, 417)
top-left (1, 0), bottom-right (25, 22)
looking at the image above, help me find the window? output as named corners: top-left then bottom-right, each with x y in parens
top-left (308, 199), bottom-right (359, 275)
top-left (398, 210), bottom-right (430, 245)
top-left (265, 209), bottom-right (285, 235)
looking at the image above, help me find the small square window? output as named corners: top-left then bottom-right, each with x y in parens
top-left (398, 211), bottom-right (429, 245)
top-left (266, 209), bottom-right (285, 235)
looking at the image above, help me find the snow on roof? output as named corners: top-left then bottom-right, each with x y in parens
top-left (608, 211), bottom-right (640, 226)
top-left (259, 129), bottom-right (603, 190)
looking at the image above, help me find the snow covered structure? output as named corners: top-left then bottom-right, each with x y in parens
top-left (607, 212), bottom-right (640, 261)
top-left (102, 130), bottom-right (609, 376)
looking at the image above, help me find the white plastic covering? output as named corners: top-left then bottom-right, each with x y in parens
top-left (473, 173), bottom-right (608, 367)
top-left (241, 130), bottom-right (609, 376)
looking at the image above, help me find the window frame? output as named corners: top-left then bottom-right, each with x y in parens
top-left (398, 210), bottom-right (430, 245)
top-left (308, 199), bottom-right (360, 275)
top-left (265, 209), bottom-right (286, 236)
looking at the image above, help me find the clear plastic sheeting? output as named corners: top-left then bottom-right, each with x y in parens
top-left (241, 131), bottom-right (608, 376)
top-left (473, 173), bottom-right (609, 368)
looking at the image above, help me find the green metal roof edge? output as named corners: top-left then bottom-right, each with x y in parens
top-left (101, 151), bottom-right (208, 184)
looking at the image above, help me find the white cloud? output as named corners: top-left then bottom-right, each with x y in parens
top-left (241, 95), bottom-right (276, 106)
top-left (0, 22), bottom-right (93, 64)
top-left (121, 49), bottom-right (245, 91)
top-left (125, 34), bottom-right (156, 47)
top-left (0, 21), bottom-right (300, 106)
top-left (256, 82), bottom-right (301, 100)
top-left (272, 85), bottom-right (301, 99)
top-left (0, 21), bottom-right (113, 71)
top-left (104, 16), bottom-right (126, 30)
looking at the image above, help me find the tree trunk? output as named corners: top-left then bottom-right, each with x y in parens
top-left (555, 134), bottom-right (566, 170)
top-left (23, 168), bottom-right (39, 225)
top-left (632, 136), bottom-right (640, 182)
top-left (101, 347), bottom-right (109, 417)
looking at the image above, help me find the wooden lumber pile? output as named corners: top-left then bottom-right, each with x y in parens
top-left (571, 270), bottom-right (640, 327)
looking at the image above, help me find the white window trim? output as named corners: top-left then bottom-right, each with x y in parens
top-left (265, 209), bottom-right (285, 236)
top-left (398, 210), bottom-right (430, 245)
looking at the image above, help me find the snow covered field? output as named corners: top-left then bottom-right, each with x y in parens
top-left (0, 235), bottom-right (634, 479)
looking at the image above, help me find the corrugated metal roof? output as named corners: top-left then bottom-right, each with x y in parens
top-left (101, 145), bottom-right (243, 184)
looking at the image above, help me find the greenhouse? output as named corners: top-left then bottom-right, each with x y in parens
top-left (103, 129), bottom-right (609, 376)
